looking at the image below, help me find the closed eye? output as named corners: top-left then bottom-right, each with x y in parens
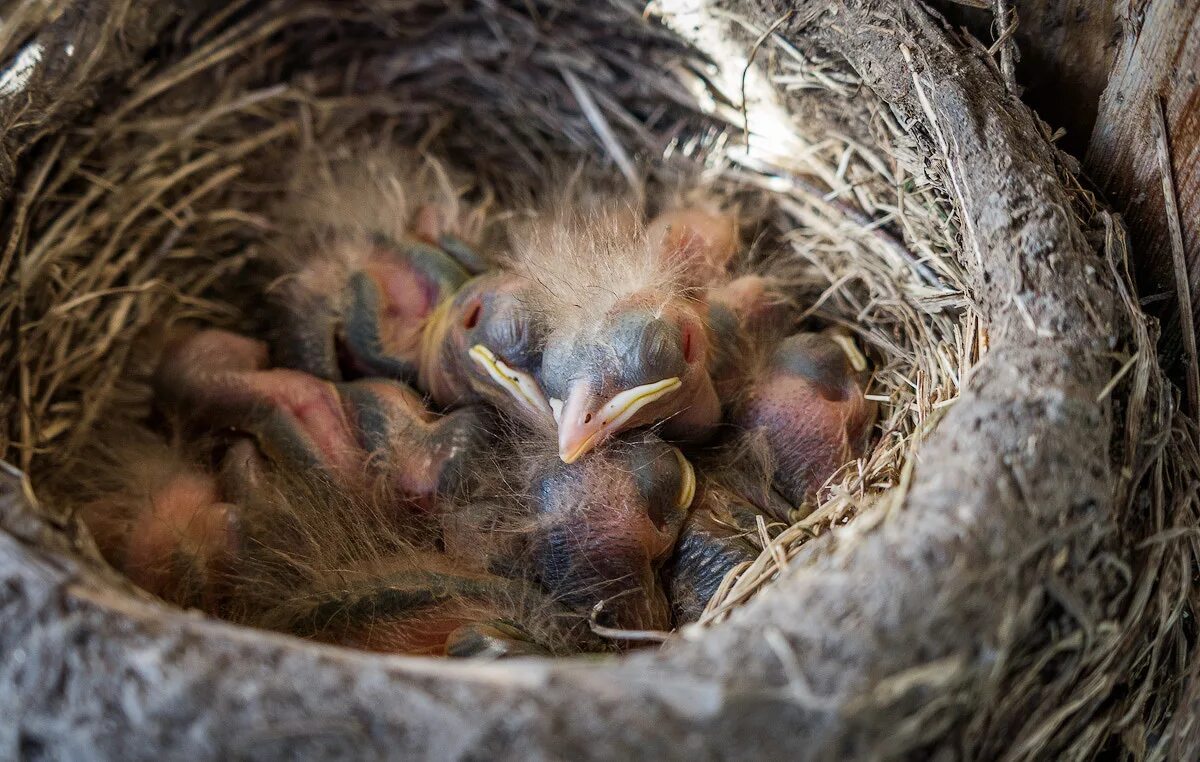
top-left (463, 299), bottom-right (482, 329)
top-left (682, 322), bottom-right (695, 364)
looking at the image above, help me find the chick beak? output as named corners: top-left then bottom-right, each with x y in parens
top-left (555, 377), bottom-right (683, 464)
top-left (467, 344), bottom-right (554, 422)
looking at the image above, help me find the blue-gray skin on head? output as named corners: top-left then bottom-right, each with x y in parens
top-left (768, 333), bottom-right (857, 400)
top-left (458, 279), bottom-right (547, 378)
top-left (541, 299), bottom-right (726, 462)
top-left (421, 273), bottom-right (554, 424)
top-left (529, 433), bottom-right (694, 631)
top-left (540, 310), bottom-right (687, 403)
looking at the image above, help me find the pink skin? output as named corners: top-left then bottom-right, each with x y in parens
top-left (156, 329), bottom-right (483, 507)
top-left (734, 332), bottom-right (875, 505)
top-left (413, 204), bottom-right (452, 244)
top-left (708, 274), bottom-right (792, 336)
top-left (336, 603), bottom-right (502, 656)
top-left (645, 206), bottom-right (739, 288)
top-left (83, 467), bottom-right (238, 612)
top-left (274, 226), bottom-right (471, 382)
top-left (357, 255), bottom-right (441, 367)
top-left (411, 202), bottom-right (486, 255)
top-left (156, 329), bottom-right (362, 477)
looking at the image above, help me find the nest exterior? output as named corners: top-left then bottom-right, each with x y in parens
top-left (0, 0), bottom-right (1197, 759)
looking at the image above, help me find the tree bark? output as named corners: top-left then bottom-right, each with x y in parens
top-left (1086, 0), bottom-right (1200, 379)
top-left (933, 0), bottom-right (1123, 158)
top-left (930, 1), bottom-right (1200, 387)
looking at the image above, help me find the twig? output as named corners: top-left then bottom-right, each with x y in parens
top-left (740, 11), bottom-right (793, 151)
top-left (560, 67), bottom-right (640, 198)
top-left (1096, 351), bottom-right (1140, 403)
top-left (1152, 97), bottom-right (1199, 415)
top-left (588, 600), bottom-right (672, 643)
top-left (990, 0), bottom-right (1018, 94)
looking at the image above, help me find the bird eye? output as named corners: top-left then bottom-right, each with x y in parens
top-left (463, 299), bottom-right (483, 329)
top-left (681, 321), bottom-right (698, 364)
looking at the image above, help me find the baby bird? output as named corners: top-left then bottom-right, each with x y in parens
top-left (273, 229), bottom-right (473, 383)
top-left (662, 480), bottom-right (764, 625)
top-left (731, 331), bottom-right (876, 508)
top-left (513, 198), bottom-right (758, 463)
top-left (269, 152), bottom-right (563, 432)
top-left (74, 431), bottom-right (240, 613)
top-left (418, 272), bottom-right (554, 425)
top-left (224, 461), bottom-right (582, 658)
top-left (154, 328), bottom-right (488, 509)
top-left (526, 432), bottom-right (696, 633)
top-left (254, 553), bottom-right (566, 657)
top-left (269, 151), bottom-right (487, 383)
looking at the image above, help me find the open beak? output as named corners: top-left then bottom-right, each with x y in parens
top-left (554, 377), bottom-right (682, 463)
top-left (468, 344), bottom-right (554, 422)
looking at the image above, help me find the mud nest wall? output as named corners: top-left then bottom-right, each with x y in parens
top-left (1, 0), bottom-right (1198, 759)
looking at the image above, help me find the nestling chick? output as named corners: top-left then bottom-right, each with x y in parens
top-left (255, 553), bottom-right (564, 657)
top-left (731, 331), bottom-right (876, 508)
top-left (514, 199), bottom-right (756, 462)
top-left (155, 328), bottom-right (489, 509)
top-left (662, 480), bottom-right (764, 625)
top-left (269, 152), bottom-right (562, 430)
top-left (269, 151), bottom-right (488, 382)
top-left (227, 464), bottom-right (583, 657)
top-left (418, 271), bottom-right (554, 425)
top-left (527, 432), bottom-right (696, 633)
top-left (75, 432), bottom-right (239, 613)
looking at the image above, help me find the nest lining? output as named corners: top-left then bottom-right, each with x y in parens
top-left (0, 0), bottom-right (1196, 758)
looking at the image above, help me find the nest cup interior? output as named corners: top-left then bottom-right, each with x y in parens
top-left (7, 3), bottom-right (968, 645)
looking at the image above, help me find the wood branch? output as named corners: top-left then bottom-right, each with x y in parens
top-left (1152, 98), bottom-right (1200, 414)
top-left (1086, 1), bottom-right (1200, 368)
top-left (930, 0), bottom-right (1122, 157)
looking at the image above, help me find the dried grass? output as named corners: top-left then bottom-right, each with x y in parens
top-left (670, 9), bottom-right (975, 623)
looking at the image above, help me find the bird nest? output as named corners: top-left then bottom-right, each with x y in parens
top-left (1, 0), bottom-right (1198, 758)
